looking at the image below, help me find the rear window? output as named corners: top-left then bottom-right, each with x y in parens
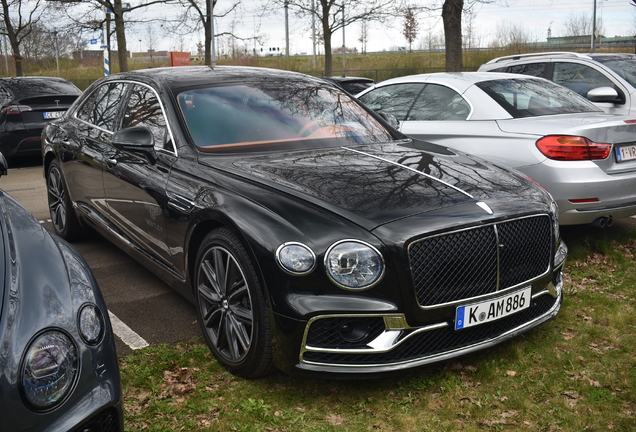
top-left (178, 82), bottom-right (392, 153)
top-left (476, 78), bottom-right (601, 118)
top-left (4, 78), bottom-right (80, 99)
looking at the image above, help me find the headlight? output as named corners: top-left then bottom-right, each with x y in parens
top-left (78, 303), bottom-right (104, 344)
top-left (550, 200), bottom-right (560, 240)
top-left (325, 240), bottom-right (384, 290)
top-left (21, 330), bottom-right (78, 409)
top-left (276, 242), bottom-right (316, 275)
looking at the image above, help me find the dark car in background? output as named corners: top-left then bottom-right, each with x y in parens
top-left (0, 76), bottom-right (80, 159)
top-left (0, 154), bottom-right (122, 431)
top-left (42, 66), bottom-right (566, 378)
top-left (323, 75), bottom-right (375, 95)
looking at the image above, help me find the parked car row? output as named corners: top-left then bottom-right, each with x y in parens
top-left (3, 51), bottom-right (633, 429)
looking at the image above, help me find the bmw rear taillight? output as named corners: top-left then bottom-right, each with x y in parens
top-left (2, 105), bottom-right (32, 115)
top-left (536, 135), bottom-right (611, 161)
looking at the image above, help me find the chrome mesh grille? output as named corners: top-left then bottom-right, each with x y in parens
top-left (409, 215), bottom-right (552, 307)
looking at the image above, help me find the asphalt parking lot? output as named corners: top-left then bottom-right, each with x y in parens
top-left (0, 157), bottom-right (201, 356)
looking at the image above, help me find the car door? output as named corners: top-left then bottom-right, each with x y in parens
top-left (102, 82), bottom-right (177, 270)
top-left (56, 81), bottom-right (128, 219)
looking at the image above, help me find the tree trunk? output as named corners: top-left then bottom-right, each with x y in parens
top-left (113, 0), bottom-right (128, 72)
top-left (321, 0), bottom-right (333, 76)
top-left (442, 0), bottom-right (463, 72)
top-left (204, 0), bottom-right (212, 65)
top-left (1, 0), bottom-right (22, 76)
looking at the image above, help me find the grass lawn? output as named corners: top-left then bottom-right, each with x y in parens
top-left (119, 220), bottom-right (636, 431)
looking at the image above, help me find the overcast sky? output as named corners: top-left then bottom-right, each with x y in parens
top-left (84, 0), bottom-right (636, 55)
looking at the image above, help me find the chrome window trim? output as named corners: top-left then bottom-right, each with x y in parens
top-left (71, 79), bottom-right (178, 157)
top-left (407, 213), bottom-right (553, 310)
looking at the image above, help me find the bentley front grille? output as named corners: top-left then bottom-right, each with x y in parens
top-left (408, 215), bottom-right (552, 308)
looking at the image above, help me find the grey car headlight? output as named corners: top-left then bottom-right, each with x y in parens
top-left (276, 242), bottom-right (316, 275)
top-left (325, 240), bottom-right (384, 290)
top-left (21, 330), bottom-right (78, 409)
top-left (78, 303), bottom-right (104, 344)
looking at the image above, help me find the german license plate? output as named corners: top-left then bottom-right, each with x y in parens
top-left (43, 111), bottom-right (64, 119)
top-left (455, 286), bottom-right (531, 330)
top-left (615, 144), bottom-right (636, 162)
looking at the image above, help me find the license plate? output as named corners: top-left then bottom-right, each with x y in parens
top-left (615, 144), bottom-right (636, 162)
top-left (455, 286), bottom-right (531, 330)
top-left (43, 111), bottom-right (64, 119)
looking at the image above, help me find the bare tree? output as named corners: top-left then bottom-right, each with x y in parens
top-left (55, 0), bottom-right (172, 72)
top-left (0, 0), bottom-right (46, 76)
top-left (171, 0), bottom-right (247, 66)
top-left (562, 12), bottom-right (602, 38)
top-left (489, 22), bottom-right (533, 53)
top-left (403, 6), bottom-right (419, 52)
top-left (271, 0), bottom-right (395, 76)
top-left (358, 20), bottom-right (367, 54)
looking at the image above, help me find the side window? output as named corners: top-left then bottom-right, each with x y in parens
top-left (123, 84), bottom-right (172, 152)
top-left (487, 67), bottom-right (508, 73)
top-left (357, 83), bottom-right (425, 121)
top-left (408, 84), bottom-right (470, 121)
top-left (76, 82), bottom-right (127, 131)
top-left (508, 63), bottom-right (546, 77)
top-left (553, 63), bottom-right (615, 98)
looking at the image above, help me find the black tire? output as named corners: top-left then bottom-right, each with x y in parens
top-left (194, 228), bottom-right (275, 378)
top-left (46, 159), bottom-right (86, 242)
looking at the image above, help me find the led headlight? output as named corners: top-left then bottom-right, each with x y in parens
top-left (21, 330), bottom-right (78, 409)
top-left (78, 304), bottom-right (104, 344)
top-left (276, 242), bottom-right (316, 275)
top-left (325, 240), bottom-right (384, 290)
top-left (550, 200), bottom-right (560, 240)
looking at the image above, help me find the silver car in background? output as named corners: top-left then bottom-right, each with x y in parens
top-left (357, 72), bottom-right (636, 226)
top-left (478, 52), bottom-right (636, 115)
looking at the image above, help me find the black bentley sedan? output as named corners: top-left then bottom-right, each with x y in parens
top-left (42, 66), bottom-right (567, 377)
top-left (0, 76), bottom-right (80, 160)
top-left (0, 154), bottom-right (122, 430)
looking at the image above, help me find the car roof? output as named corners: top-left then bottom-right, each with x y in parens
top-left (367, 71), bottom-right (542, 93)
top-left (482, 51), bottom-right (636, 67)
top-left (106, 65), bottom-right (330, 93)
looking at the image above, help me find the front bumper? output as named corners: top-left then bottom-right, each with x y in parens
top-left (291, 241), bottom-right (566, 375)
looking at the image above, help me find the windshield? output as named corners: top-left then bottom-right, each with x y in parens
top-left (476, 78), bottom-right (602, 118)
top-left (177, 82), bottom-right (392, 153)
top-left (596, 59), bottom-right (636, 88)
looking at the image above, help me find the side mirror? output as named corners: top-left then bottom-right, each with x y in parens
top-left (111, 126), bottom-right (156, 163)
top-left (586, 86), bottom-right (619, 103)
top-left (379, 112), bottom-right (400, 129)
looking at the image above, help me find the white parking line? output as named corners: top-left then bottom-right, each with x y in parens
top-left (108, 310), bottom-right (149, 350)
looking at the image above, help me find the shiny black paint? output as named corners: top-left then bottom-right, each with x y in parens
top-left (42, 66), bottom-right (561, 375)
top-left (0, 180), bottom-right (122, 430)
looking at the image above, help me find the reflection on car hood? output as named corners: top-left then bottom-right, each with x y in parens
top-left (496, 112), bottom-right (636, 140)
top-left (207, 140), bottom-right (546, 227)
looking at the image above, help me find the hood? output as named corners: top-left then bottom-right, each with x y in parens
top-left (200, 140), bottom-right (548, 228)
top-left (496, 113), bottom-right (636, 142)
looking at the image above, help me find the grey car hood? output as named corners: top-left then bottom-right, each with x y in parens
top-left (496, 113), bottom-right (636, 143)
